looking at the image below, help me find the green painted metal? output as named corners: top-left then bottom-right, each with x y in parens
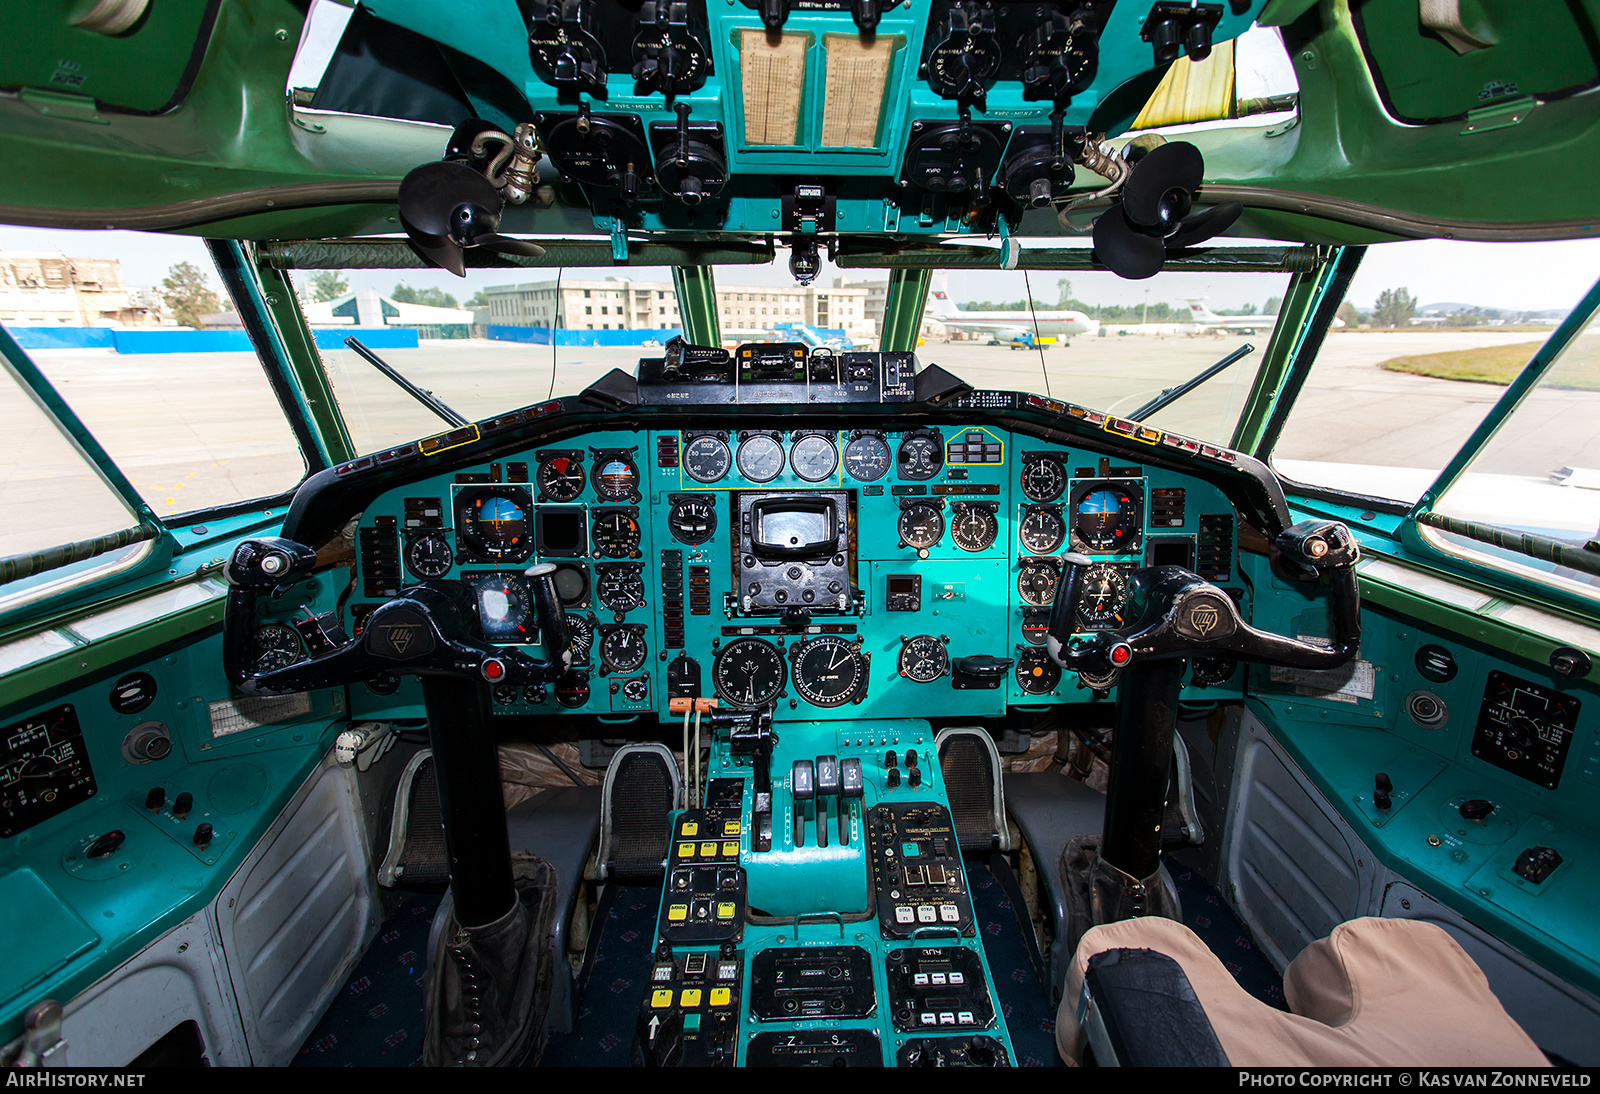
top-left (1230, 264), bottom-right (1327, 453)
top-left (0, 1), bottom-right (219, 114)
top-left (210, 241), bottom-right (340, 471)
top-left (252, 258), bottom-right (358, 466)
top-left (673, 265), bottom-right (722, 347)
top-left (1250, 246), bottom-right (1366, 458)
top-left (879, 269), bottom-right (931, 354)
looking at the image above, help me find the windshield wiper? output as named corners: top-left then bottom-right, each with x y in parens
top-left (1129, 342), bottom-right (1255, 422)
top-left (344, 336), bottom-right (468, 428)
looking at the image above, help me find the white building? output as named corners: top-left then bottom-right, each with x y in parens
top-left (0, 251), bottom-right (168, 327)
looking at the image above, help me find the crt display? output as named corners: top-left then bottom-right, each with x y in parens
top-left (753, 498), bottom-right (837, 558)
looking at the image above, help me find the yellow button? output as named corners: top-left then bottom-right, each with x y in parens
top-left (677, 842), bottom-right (696, 858)
top-left (680, 988), bottom-right (702, 1007)
top-left (723, 820), bottom-right (742, 836)
top-left (681, 821), bottom-right (699, 836)
top-left (651, 989), bottom-right (674, 1008)
top-left (710, 987), bottom-right (731, 1006)
top-left (716, 902), bottom-right (736, 919)
top-left (700, 842), bottom-right (717, 857)
top-left (667, 903), bottom-right (689, 922)
top-left (722, 842), bottom-right (740, 857)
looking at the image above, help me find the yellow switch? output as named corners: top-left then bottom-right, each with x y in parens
top-left (700, 842), bottom-right (717, 857)
top-left (677, 842), bottom-right (696, 858)
top-left (710, 987), bottom-right (731, 1006)
top-left (651, 989), bottom-right (674, 1008)
top-left (667, 903), bottom-right (689, 922)
top-left (722, 841), bottom-right (740, 856)
top-left (723, 821), bottom-right (742, 836)
top-left (680, 989), bottom-right (702, 1007)
top-left (716, 902), bottom-right (736, 919)
top-left (681, 821), bottom-right (699, 836)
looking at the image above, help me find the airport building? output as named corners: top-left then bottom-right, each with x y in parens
top-left (482, 277), bottom-right (873, 338)
top-left (0, 251), bottom-right (168, 327)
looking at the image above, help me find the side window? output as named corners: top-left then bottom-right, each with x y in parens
top-left (1269, 240), bottom-right (1600, 504)
top-left (0, 228), bottom-right (309, 521)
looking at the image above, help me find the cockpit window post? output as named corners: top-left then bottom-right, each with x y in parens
top-left (1230, 253), bottom-right (1337, 455)
top-left (672, 265), bottom-right (722, 347)
top-left (210, 240), bottom-right (354, 469)
top-left (879, 268), bottom-right (933, 354)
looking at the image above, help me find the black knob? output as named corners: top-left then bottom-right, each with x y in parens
top-left (145, 787), bottom-right (166, 811)
top-left (886, 767), bottom-right (901, 789)
top-left (173, 792), bottom-right (193, 817)
top-left (1374, 772), bottom-right (1392, 793)
top-left (885, 750), bottom-right (898, 768)
top-left (87, 830), bottom-right (125, 859)
top-left (904, 749), bottom-right (918, 768)
top-left (1459, 799), bottom-right (1494, 822)
top-left (193, 823), bottom-right (214, 847)
top-left (1508, 716), bottom-right (1537, 751)
top-left (1373, 772), bottom-right (1392, 812)
top-left (908, 767), bottom-right (922, 788)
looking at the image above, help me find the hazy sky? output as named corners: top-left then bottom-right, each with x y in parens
top-left (5, 226), bottom-right (1600, 315)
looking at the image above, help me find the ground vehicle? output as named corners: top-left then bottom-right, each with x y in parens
top-left (2, 0), bottom-right (1600, 1069)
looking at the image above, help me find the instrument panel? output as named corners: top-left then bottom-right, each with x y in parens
top-left (341, 424), bottom-right (1244, 721)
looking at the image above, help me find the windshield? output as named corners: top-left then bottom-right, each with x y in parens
top-left (293, 247), bottom-right (1292, 455)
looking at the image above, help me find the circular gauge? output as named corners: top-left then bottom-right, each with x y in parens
top-left (1078, 666), bottom-right (1121, 691)
top-left (1192, 657), bottom-right (1238, 687)
top-left (406, 532), bottom-right (454, 579)
top-left (252, 623), bottom-right (303, 673)
top-left (713, 638), bottom-right (787, 706)
top-left (843, 433), bottom-right (891, 482)
top-left (521, 684), bottom-right (547, 704)
top-left (551, 563), bottom-right (589, 607)
top-left (790, 636), bottom-right (866, 708)
top-left (896, 432), bottom-right (944, 481)
top-left (596, 565), bottom-right (645, 614)
top-left (565, 614), bottom-right (594, 664)
top-left (1015, 648), bottom-right (1061, 695)
top-left (1019, 508), bottom-right (1066, 555)
top-left (591, 510), bottom-right (641, 558)
top-left (493, 684), bottom-right (520, 706)
top-left (471, 574), bottom-right (536, 641)
top-left (736, 434), bottom-right (785, 483)
top-left (554, 670), bottom-right (590, 708)
top-left (594, 454), bottom-right (640, 500)
top-left (683, 435), bottom-right (731, 483)
top-left (1073, 483), bottom-right (1141, 552)
top-left (1079, 564), bottom-right (1130, 629)
top-left (459, 488), bottom-right (534, 562)
top-left (790, 434), bottom-right (840, 483)
top-left (365, 672), bottom-right (400, 696)
top-left (1021, 457), bottom-right (1066, 502)
top-left (898, 635), bottom-right (950, 683)
top-left (1017, 559), bottom-right (1061, 607)
top-left (898, 503), bottom-right (944, 551)
top-left (599, 627), bottom-right (647, 673)
top-left (951, 505), bottom-right (999, 552)
top-left (667, 496), bottom-right (717, 545)
top-left (536, 454), bottom-right (585, 501)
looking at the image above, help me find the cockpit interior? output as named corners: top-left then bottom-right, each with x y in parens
top-left (1, 0), bottom-right (1598, 1070)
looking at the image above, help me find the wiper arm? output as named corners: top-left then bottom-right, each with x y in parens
top-left (344, 336), bottom-right (468, 428)
top-left (1129, 342), bottom-right (1255, 422)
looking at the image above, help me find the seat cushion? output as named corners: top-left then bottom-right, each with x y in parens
top-left (1058, 916), bottom-right (1548, 1067)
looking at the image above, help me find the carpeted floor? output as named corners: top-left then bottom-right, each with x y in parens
top-left (292, 892), bottom-right (441, 1067)
top-left (1169, 862), bottom-right (1286, 1009)
top-left (538, 883), bottom-right (662, 1066)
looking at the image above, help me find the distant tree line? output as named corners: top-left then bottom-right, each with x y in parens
top-left (957, 279), bottom-right (1281, 323)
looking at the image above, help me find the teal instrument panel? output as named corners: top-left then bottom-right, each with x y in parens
top-left (336, 423), bottom-right (1247, 724)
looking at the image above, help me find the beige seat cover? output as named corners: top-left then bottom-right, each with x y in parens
top-left (1057, 916), bottom-right (1549, 1066)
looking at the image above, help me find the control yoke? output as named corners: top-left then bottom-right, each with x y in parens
top-left (223, 539), bottom-right (572, 694)
top-left (1045, 518), bottom-right (1361, 677)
